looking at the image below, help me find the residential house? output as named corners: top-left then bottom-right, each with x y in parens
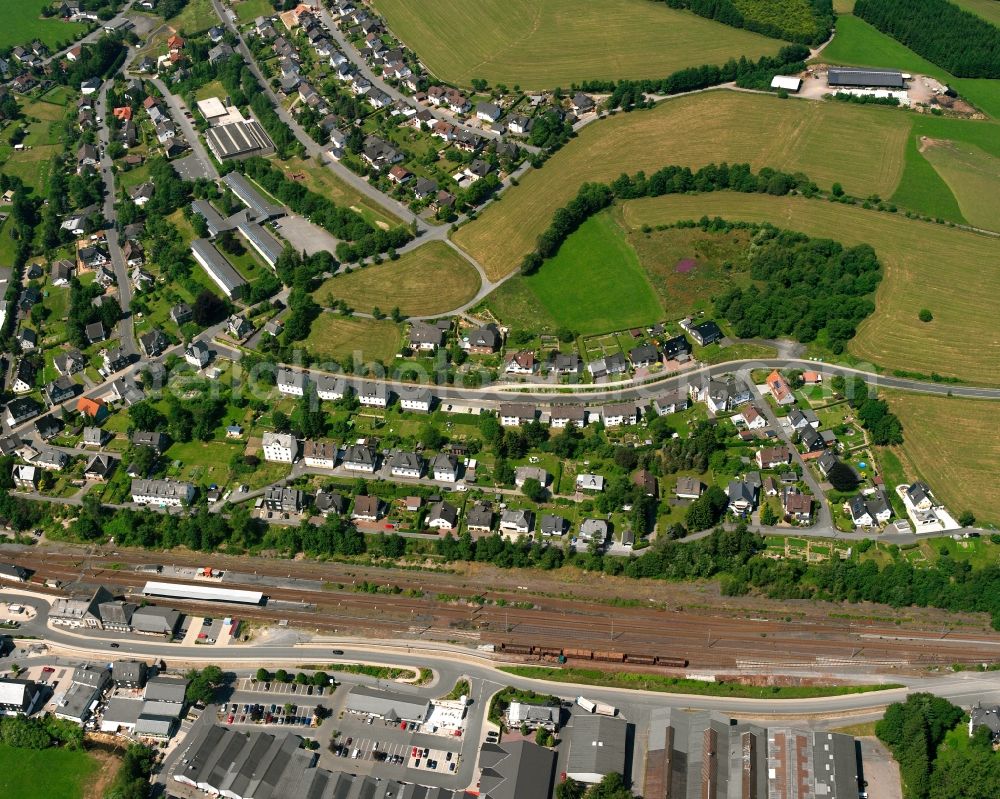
top-left (6, 398), bottom-right (42, 427)
top-left (466, 501), bottom-right (494, 533)
top-left (130, 182), bottom-right (154, 207)
top-left (388, 450), bottom-right (423, 479)
top-left (675, 476), bottom-right (702, 500)
top-left (358, 382), bottom-right (389, 408)
top-left (131, 431), bottom-right (167, 453)
top-left (85, 321), bottom-right (106, 344)
top-left (905, 481), bottom-right (934, 511)
top-left (508, 114), bottom-right (533, 135)
top-left (170, 303), bottom-right (193, 326)
top-left (315, 490), bottom-right (347, 517)
top-left (123, 240), bottom-right (144, 266)
top-left (499, 403), bottom-right (536, 427)
top-left (629, 343), bottom-right (658, 368)
top-left (766, 370), bottom-right (796, 405)
top-left (184, 341), bottom-right (211, 369)
top-left (540, 514), bottom-right (568, 537)
top-left (465, 324), bottom-right (501, 354)
top-left (351, 495), bottom-right (383, 522)
top-left (727, 479), bottom-right (757, 516)
top-left (428, 501), bottom-right (458, 530)
top-left (262, 486), bottom-right (303, 514)
top-left (227, 315), bottom-right (254, 339)
top-left (15, 327), bottom-right (35, 352)
top-left (799, 426), bottom-right (826, 453)
top-left (756, 446), bottom-right (791, 470)
top-left (131, 479), bottom-right (194, 507)
top-left (409, 322), bottom-right (445, 352)
top-left (816, 451), bottom-right (839, 477)
top-left (651, 390), bottom-right (687, 416)
top-left (662, 334), bottom-right (692, 362)
top-left (549, 405), bottom-right (586, 429)
top-left (342, 443), bottom-right (376, 473)
top-left (11, 360), bottom-right (36, 394)
top-left (303, 441), bottom-right (336, 469)
top-left (578, 518), bottom-right (608, 543)
top-left (575, 474), bottom-right (604, 493)
top-left (102, 347), bottom-right (130, 375)
top-left (586, 352), bottom-right (628, 379)
top-left (54, 350), bottom-right (86, 376)
top-left (504, 350), bottom-right (536, 375)
top-left (499, 509), bottom-right (534, 537)
top-left (138, 329), bottom-right (168, 358)
top-left (262, 432), bottom-right (298, 463)
top-left (734, 405), bottom-right (767, 430)
top-left (413, 177), bottom-right (438, 200)
top-left (82, 427), bottom-right (105, 448)
top-left (691, 377), bottom-right (751, 414)
top-left (34, 415), bottom-right (62, 441)
top-left (689, 320), bottom-right (723, 346)
top-left (84, 454), bottom-right (117, 481)
top-left (397, 386), bottom-right (433, 413)
top-left (51, 259), bottom-right (74, 286)
top-left (515, 466), bottom-right (549, 489)
top-left (633, 470), bottom-right (658, 497)
top-left (782, 489), bottom-right (813, 522)
top-left (788, 408), bottom-right (820, 430)
top-left (571, 93), bottom-right (595, 113)
top-left (315, 375), bottom-right (348, 401)
top-left (45, 376), bottom-right (77, 405)
top-left (548, 352), bottom-right (581, 376)
top-left (432, 453), bottom-right (458, 482)
top-left (11, 464), bottom-right (38, 489)
top-left (277, 368), bottom-right (309, 397)
top-left (602, 403), bottom-right (638, 427)
top-left (476, 102), bottom-right (502, 123)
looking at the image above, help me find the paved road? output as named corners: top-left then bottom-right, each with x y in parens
top-left (94, 70), bottom-right (138, 358)
top-left (146, 76), bottom-right (219, 180)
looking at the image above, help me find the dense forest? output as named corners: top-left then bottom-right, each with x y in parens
top-left (579, 45), bottom-right (810, 109)
top-left (715, 226), bottom-right (881, 353)
top-left (855, 0), bottom-right (1000, 78)
top-left (653, 0), bottom-right (833, 44)
top-left (877, 694), bottom-right (1000, 799)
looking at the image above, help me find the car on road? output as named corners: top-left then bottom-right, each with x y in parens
top-left (42, 666), bottom-right (54, 673)
top-left (110, 642), bottom-right (120, 648)
top-left (331, 649), bottom-right (344, 655)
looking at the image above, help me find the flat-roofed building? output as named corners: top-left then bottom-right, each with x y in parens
top-left (344, 685), bottom-right (430, 723)
top-left (190, 238), bottom-right (247, 299)
top-left (222, 172), bottom-right (284, 219)
top-left (566, 714), bottom-right (629, 785)
top-left (236, 219), bottom-right (284, 267)
top-left (0, 678), bottom-right (41, 716)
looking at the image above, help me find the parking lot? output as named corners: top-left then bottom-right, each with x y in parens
top-left (236, 676), bottom-right (332, 697)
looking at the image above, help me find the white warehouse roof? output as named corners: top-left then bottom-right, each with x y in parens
top-left (142, 581), bottom-right (263, 605)
top-left (770, 75), bottom-right (802, 91)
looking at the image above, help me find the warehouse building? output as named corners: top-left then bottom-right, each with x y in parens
top-left (205, 118), bottom-right (274, 161)
top-left (55, 665), bottom-right (111, 724)
top-left (565, 714), bottom-right (630, 785)
top-left (190, 238), bottom-right (247, 300)
top-left (131, 605), bottom-right (181, 636)
top-left (175, 725), bottom-right (469, 799)
top-left (141, 581), bottom-right (264, 606)
top-left (344, 685), bottom-right (431, 724)
top-left (642, 708), bottom-right (862, 799)
top-left (827, 67), bottom-right (905, 88)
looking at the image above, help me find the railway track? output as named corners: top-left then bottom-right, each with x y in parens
top-left (9, 548), bottom-right (1000, 670)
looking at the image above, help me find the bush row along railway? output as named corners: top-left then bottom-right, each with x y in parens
top-left (8, 550), bottom-right (1000, 669)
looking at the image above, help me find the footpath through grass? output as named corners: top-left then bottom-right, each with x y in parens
top-left (499, 666), bottom-right (902, 699)
top-left (0, 743), bottom-right (98, 799)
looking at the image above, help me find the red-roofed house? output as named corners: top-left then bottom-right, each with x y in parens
top-left (167, 34), bottom-right (185, 52)
top-left (113, 106), bottom-right (132, 121)
top-left (802, 370), bottom-right (822, 384)
top-left (766, 370), bottom-right (795, 406)
top-left (77, 396), bottom-right (109, 421)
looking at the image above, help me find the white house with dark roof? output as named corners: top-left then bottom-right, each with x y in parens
top-left (262, 432), bottom-right (298, 463)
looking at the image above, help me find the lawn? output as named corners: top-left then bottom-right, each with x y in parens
top-left (0, 216), bottom-right (17, 264)
top-left (0, 1), bottom-right (87, 51)
top-left (371, 0), bottom-right (783, 90)
top-left (303, 314), bottom-right (402, 365)
top-left (618, 192), bottom-right (1000, 384)
top-left (314, 242), bottom-right (480, 317)
top-left (919, 139), bottom-right (1000, 230)
top-left (890, 131), bottom-right (965, 224)
top-left (232, 0), bottom-right (276, 23)
top-left (0, 744), bottom-right (99, 799)
top-left (882, 392), bottom-right (1000, 526)
top-left (165, 439), bottom-right (243, 487)
top-left (171, 0), bottom-right (218, 34)
top-left (511, 211), bottom-right (664, 335)
top-left (276, 158), bottom-right (401, 230)
top-left (451, 90), bottom-right (912, 281)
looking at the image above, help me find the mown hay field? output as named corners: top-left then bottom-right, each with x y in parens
top-left (919, 139), bottom-right (1000, 231)
top-left (372, 0), bottom-right (783, 89)
top-left (882, 392), bottom-right (1000, 527)
top-left (303, 315), bottom-right (402, 365)
top-left (314, 242), bottom-right (480, 318)
top-left (618, 193), bottom-right (1000, 383)
top-left (452, 90), bottom-right (911, 281)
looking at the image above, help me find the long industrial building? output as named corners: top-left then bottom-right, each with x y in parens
top-left (643, 708), bottom-right (862, 799)
top-left (344, 684), bottom-right (431, 723)
top-left (827, 67), bottom-right (905, 88)
top-left (141, 581), bottom-right (264, 605)
top-left (174, 725), bottom-right (469, 799)
top-left (190, 238), bottom-right (247, 299)
top-left (222, 172), bottom-right (284, 219)
top-left (236, 218), bottom-right (284, 267)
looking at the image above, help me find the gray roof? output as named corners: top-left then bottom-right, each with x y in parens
top-left (222, 172), bottom-right (284, 218)
top-left (343, 443), bottom-right (375, 466)
top-left (828, 67), bottom-right (905, 88)
top-left (478, 740), bottom-right (555, 799)
top-left (191, 199), bottom-right (232, 235)
top-left (191, 238), bottom-right (247, 297)
top-left (206, 119), bottom-right (275, 161)
top-left (132, 606), bottom-right (181, 635)
top-left (428, 500), bottom-right (458, 527)
top-left (144, 675), bottom-right (187, 703)
top-left (112, 660), bottom-right (147, 685)
top-left (236, 219), bottom-right (284, 265)
top-left (389, 450), bottom-right (423, 472)
top-left (566, 715), bottom-right (628, 782)
top-left (344, 685), bottom-right (430, 722)
top-left (103, 696), bottom-right (142, 726)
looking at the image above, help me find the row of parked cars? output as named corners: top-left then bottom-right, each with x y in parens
top-left (222, 702), bottom-right (319, 727)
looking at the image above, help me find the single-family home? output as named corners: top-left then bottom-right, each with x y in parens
top-left (504, 350), bottom-right (536, 375)
top-left (432, 453), bottom-right (458, 482)
top-left (352, 495), bottom-right (383, 522)
top-left (499, 509), bottom-right (534, 537)
top-left (342, 444), bottom-right (376, 473)
top-left (728, 479), bottom-right (757, 516)
top-left (601, 403), bottom-right (638, 427)
top-left (428, 501), bottom-right (458, 530)
top-left (782, 489), bottom-right (813, 522)
top-left (756, 446), bottom-right (791, 470)
top-left (466, 501), bottom-right (494, 533)
top-left (689, 320), bottom-right (723, 346)
top-left (766, 370), bottom-right (796, 405)
top-left (575, 474), bottom-right (605, 492)
top-left (515, 466), bottom-right (549, 489)
top-left (549, 405), bottom-right (587, 429)
top-left (358, 382), bottom-right (389, 408)
top-left (277, 368), bottom-right (309, 397)
top-left (499, 403), bottom-right (536, 427)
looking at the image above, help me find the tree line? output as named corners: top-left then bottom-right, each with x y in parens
top-left (232, 158), bottom-right (413, 262)
top-left (519, 162), bottom-right (816, 275)
top-left (577, 45), bottom-right (811, 110)
top-left (877, 693), bottom-right (1000, 799)
top-left (652, 0), bottom-right (833, 44)
top-left (855, 0), bottom-right (1000, 78)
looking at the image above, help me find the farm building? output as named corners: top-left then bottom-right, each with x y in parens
top-left (770, 75), bottom-right (802, 92)
top-left (827, 68), bottom-right (905, 89)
